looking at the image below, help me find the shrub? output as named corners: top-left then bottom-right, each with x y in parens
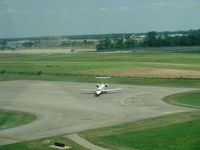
top-left (37, 70), bottom-right (42, 75)
top-left (0, 70), bottom-right (6, 74)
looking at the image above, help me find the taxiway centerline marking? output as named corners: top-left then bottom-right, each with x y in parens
top-left (120, 94), bottom-right (146, 106)
top-left (120, 89), bottom-right (171, 107)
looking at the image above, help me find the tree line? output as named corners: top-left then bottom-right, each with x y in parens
top-left (96, 30), bottom-right (200, 50)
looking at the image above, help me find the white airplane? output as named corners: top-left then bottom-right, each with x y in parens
top-left (94, 83), bottom-right (122, 96)
top-left (85, 77), bottom-right (122, 96)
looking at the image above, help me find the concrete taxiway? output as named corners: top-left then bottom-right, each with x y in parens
top-left (0, 80), bottom-right (196, 145)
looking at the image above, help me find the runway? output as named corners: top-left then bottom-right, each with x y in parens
top-left (0, 80), bottom-right (195, 145)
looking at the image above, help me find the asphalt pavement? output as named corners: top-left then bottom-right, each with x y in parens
top-left (0, 80), bottom-right (195, 145)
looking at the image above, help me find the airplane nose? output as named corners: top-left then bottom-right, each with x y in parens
top-left (96, 91), bottom-right (101, 95)
top-left (96, 91), bottom-right (101, 94)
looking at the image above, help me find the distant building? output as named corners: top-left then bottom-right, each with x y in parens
top-left (130, 34), bottom-right (146, 42)
top-left (6, 44), bottom-right (21, 50)
top-left (39, 40), bottom-right (62, 47)
top-left (168, 34), bottom-right (184, 37)
top-left (8, 45), bottom-right (17, 50)
top-left (109, 37), bottom-right (122, 44)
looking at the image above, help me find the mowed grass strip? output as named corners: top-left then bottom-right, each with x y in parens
top-left (102, 119), bottom-right (200, 150)
top-left (0, 136), bottom-right (90, 150)
top-left (163, 90), bottom-right (200, 109)
top-left (1, 51), bottom-right (200, 64)
top-left (0, 109), bottom-right (37, 130)
top-left (1, 51), bottom-right (200, 86)
top-left (1, 73), bottom-right (200, 88)
top-left (1, 61), bottom-right (200, 78)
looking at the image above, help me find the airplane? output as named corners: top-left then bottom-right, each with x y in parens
top-left (94, 83), bottom-right (122, 96)
top-left (85, 77), bottom-right (122, 96)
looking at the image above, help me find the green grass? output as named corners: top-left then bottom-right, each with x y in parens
top-left (1, 74), bottom-right (200, 88)
top-left (80, 111), bottom-right (200, 150)
top-left (173, 49), bottom-right (200, 54)
top-left (163, 90), bottom-right (200, 109)
top-left (0, 51), bottom-right (200, 64)
top-left (1, 51), bottom-right (200, 87)
top-left (0, 109), bottom-right (37, 130)
top-left (102, 119), bottom-right (200, 150)
top-left (0, 136), bottom-right (89, 150)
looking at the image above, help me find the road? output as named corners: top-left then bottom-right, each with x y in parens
top-left (0, 80), bottom-right (195, 145)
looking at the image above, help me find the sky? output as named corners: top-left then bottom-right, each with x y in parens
top-left (0, 0), bottom-right (200, 38)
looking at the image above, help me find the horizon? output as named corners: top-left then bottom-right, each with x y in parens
top-left (0, 0), bottom-right (200, 38)
top-left (0, 28), bottom-right (199, 40)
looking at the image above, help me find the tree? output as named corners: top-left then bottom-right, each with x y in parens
top-left (22, 41), bottom-right (34, 48)
top-left (124, 39), bottom-right (137, 48)
top-left (146, 31), bottom-right (157, 46)
top-left (96, 38), bottom-right (112, 50)
top-left (83, 39), bottom-right (88, 45)
top-left (115, 39), bottom-right (123, 49)
top-left (0, 41), bottom-right (7, 50)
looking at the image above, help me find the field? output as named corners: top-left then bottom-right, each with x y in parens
top-left (0, 109), bottom-right (36, 130)
top-left (1, 50), bottom-right (200, 87)
top-left (163, 90), bottom-right (200, 109)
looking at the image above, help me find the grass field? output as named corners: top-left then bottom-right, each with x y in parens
top-left (163, 90), bottom-right (200, 109)
top-left (101, 119), bottom-right (200, 150)
top-left (79, 91), bottom-right (200, 150)
top-left (1, 50), bottom-right (200, 87)
top-left (0, 109), bottom-right (36, 130)
top-left (79, 111), bottom-right (200, 150)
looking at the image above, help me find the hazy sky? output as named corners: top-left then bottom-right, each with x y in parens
top-left (0, 0), bottom-right (200, 38)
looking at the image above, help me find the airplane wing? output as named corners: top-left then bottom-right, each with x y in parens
top-left (84, 89), bottom-right (95, 92)
top-left (102, 88), bottom-right (122, 92)
top-left (82, 89), bottom-right (96, 94)
top-left (96, 76), bottom-right (111, 79)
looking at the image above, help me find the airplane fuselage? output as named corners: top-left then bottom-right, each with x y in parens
top-left (95, 83), bottom-right (108, 96)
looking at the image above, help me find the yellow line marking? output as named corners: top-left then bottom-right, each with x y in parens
top-left (121, 96), bottom-right (132, 106)
top-left (120, 88), bottom-right (171, 107)
top-left (120, 94), bottom-right (146, 106)
top-left (164, 110), bottom-right (184, 114)
top-left (0, 136), bottom-right (29, 142)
